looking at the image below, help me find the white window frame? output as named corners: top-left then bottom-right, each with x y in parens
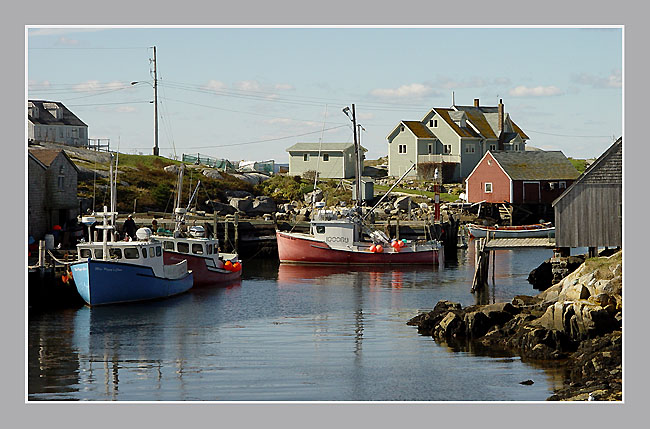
top-left (443, 144), bottom-right (452, 154)
top-left (323, 153), bottom-right (329, 161)
top-left (398, 144), bottom-right (407, 154)
top-left (465, 144), bottom-right (475, 153)
top-left (303, 153), bottom-right (309, 162)
top-left (484, 182), bottom-right (493, 193)
top-left (489, 144), bottom-right (497, 151)
top-left (559, 181), bottom-right (566, 189)
top-left (428, 144), bottom-right (432, 154)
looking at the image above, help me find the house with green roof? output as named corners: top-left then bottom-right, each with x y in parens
top-left (286, 142), bottom-right (367, 179)
top-left (386, 98), bottom-right (529, 182)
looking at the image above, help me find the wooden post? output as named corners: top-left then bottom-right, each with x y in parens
top-left (396, 217), bottom-right (400, 240)
top-left (234, 212), bottom-right (239, 254)
top-left (213, 212), bottom-right (218, 240)
top-left (224, 217), bottom-right (229, 252)
top-left (38, 240), bottom-right (46, 268)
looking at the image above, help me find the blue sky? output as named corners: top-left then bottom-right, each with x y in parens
top-left (27, 26), bottom-right (622, 162)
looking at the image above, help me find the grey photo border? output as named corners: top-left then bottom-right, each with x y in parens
top-left (7, 0), bottom-right (642, 426)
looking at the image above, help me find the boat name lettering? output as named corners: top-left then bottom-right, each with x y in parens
top-left (326, 236), bottom-right (349, 243)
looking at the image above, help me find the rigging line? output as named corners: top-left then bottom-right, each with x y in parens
top-left (183, 124), bottom-right (348, 149)
top-left (162, 96), bottom-right (346, 125)
top-left (65, 101), bottom-right (151, 107)
top-left (524, 129), bottom-right (613, 138)
top-left (162, 80), bottom-right (440, 110)
top-left (314, 104), bottom-right (328, 193)
top-left (59, 85), bottom-right (133, 101)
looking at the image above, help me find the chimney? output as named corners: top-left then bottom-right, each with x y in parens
top-left (474, 98), bottom-right (479, 107)
top-left (498, 99), bottom-right (504, 134)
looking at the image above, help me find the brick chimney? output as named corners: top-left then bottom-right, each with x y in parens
top-left (474, 98), bottom-right (479, 107)
top-left (498, 99), bottom-right (504, 134)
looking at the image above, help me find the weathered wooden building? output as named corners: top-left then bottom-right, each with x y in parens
top-left (28, 149), bottom-right (79, 240)
top-left (552, 138), bottom-right (622, 252)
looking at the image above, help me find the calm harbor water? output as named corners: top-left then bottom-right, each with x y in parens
top-left (28, 246), bottom-right (571, 401)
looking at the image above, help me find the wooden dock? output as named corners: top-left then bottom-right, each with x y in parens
top-left (483, 237), bottom-right (556, 249)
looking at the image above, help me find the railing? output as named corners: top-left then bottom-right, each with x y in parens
top-left (417, 154), bottom-right (461, 164)
top-left (85, 138), bottom-right (111, 152)
top-left (182, 153), bottom-right (234, 171)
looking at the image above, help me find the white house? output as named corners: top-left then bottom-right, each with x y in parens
top-left (287, 142), bottom-right (367, 179)
top-left (387, 98), bottom-right (529, 182)
top-left (28, 100), bottom-right (89, 147)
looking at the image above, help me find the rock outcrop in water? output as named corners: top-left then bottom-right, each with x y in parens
top-left (408, 251), bottom-right (622, 401)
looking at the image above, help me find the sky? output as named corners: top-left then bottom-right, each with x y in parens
top-left (27, 26), bottom-right (623, 163)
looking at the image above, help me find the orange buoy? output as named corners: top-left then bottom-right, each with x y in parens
top-left (369, 244), bottom-right (376, 252)
top-left (376, 244), bottom-right (383, 253)
top-left (224, 260), bottom-right (233, 271)
top-left (233, 262), bottom-right (241, 272)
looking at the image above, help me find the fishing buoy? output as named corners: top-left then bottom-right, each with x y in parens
top-left (375, 244), bottom-right (383, 253)
top-left (369, 244), bottom-right (376, 253)
top-left (233, 262), bottom-right (241, 272)
top-left (393, 244), bottom-right (401, 252)
top-left (224, 260), bottom-right (233, 271)
top-left (398, 240), bottom-right (405, 248)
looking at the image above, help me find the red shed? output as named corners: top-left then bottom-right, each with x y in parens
top-left (466, 150), bottom-right (580, 204)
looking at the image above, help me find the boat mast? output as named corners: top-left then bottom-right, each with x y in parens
top-left (351, 104), bottom-right (361, 212)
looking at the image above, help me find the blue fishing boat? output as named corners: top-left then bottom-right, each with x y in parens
top-left (70, 154), bottom-right (193, 306)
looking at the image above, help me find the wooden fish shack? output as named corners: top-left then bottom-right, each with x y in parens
top-left (552, 137), bottom-right (622, 258)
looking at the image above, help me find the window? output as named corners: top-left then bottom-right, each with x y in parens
top-left (323, 153), bottom-right (329, 161)
top-left (94, 249), bottom-right (104, 259)
top-left (428, 144), bottom-right (432, 154)
top-left (303, 153), bottom-right (309, 162)
top-left (192, 243), bottom-right (204, 254)
top-left (156, 246), bottom-right (162, 257)
top-left (443, 145), bottom-right (452, 154)
top-left (59, 128), bottom-right (64, 138)
top-left (431, 119), bottom-right (438, 127)
top-left (465, 144), bottom-right (475, 153)
top-left (58, 166), bottom-right (65, 190)
top-left (163, 241), bottom-right (174, 250)
top-left (559, 181), bottom-right (566, 189)
top-left (485, 183), bottom-right (493, 193)
top-left (109, 248), bottom-right (122, 259)
top-left (80, 248), bottom-right (92, 258)
top-left (124, 247), bottom-right (139, 259)
top-left (72, 128), bottom-right (78, 138)
top-left (398, 144), bottom-right (407, 154)
top-left (177, 242), bottom-right (189, 253)
top-left (514, 144), bottom-right (520, 151)
top-left (207, 244), bottom-right (213, 254)
top-left (400, 125), bottom-right (405, 132)
top-left (141, 248), bottom-right (148, 258)
top-left (489, 144), bottom-right (497, 151)
top-left (149, 247), bottom-right (155, 257)
top-left (316, 226), bottom-right (325, 234)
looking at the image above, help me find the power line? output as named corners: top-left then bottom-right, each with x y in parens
top-left (525, 129), bottom-right (613, 138)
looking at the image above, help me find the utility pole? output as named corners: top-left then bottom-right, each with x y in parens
top-left (152, 46), bottom-right (159, 156)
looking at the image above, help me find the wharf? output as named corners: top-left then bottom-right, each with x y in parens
top-left (483, 237), bottom-right (556, 249)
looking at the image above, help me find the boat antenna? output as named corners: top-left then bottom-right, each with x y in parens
top-left (343, 104), bottom-right (361, 212)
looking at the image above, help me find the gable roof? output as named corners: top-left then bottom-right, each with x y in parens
top-left (28, 151), bottom-right (47, 170)
top-left (28, 100), bottom-right (87, 127)
top-left (28, 149), bottom-right (80, 172)
top-left (434, 108), bottom-right (480, 138)
top-left (552, 137), bottom-right (622, 207)
top-left (402, 121), bottom-right (436, 138)
top-left (454, 105), bottom-right (529, 140)
top-left (287, 142), bottom-right (367, 153)
top-left (490, 150), bottom-right (580, 181)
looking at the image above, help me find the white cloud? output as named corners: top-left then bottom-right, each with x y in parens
top-left (509, 85), bottom-right (563, 97)
top-left (204, 80), bottom-right (226, 91)
top-left (235, 80), bottom-right (261, 91)
top-left (572, 70), bottom-right (621, 88)
top-left (274, 83), bottom-right (294, 91)
top-left (57, 36), bottom-right (79, 45)
top-left (434, 76), bottom-right (511, 89)
top-left (370, 83), bottom-right (434, 99)
top-left (264, 118), bottom-right (293, 125)
top-left (115, 106), bottom-right (136, 113)
top-left (73, 80), bottom-right (128, 93)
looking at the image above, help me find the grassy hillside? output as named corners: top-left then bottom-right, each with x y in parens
top-left (568, 158), bottom-right (589, 175)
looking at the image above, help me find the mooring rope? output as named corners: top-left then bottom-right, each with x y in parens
top-left (46, 250), bottom-right (75, 266)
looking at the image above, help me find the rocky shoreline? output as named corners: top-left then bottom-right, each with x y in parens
top-left (408, 251), bottom-right (622, 401)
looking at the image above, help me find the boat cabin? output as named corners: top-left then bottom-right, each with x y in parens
top-left (310, 220), bottom-right (359, 247)
top-left (156, 237), bottom-right (219, 258)
top-left (77, 241), bottom-right (166, 276)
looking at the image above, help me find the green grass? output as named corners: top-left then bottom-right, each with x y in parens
top-left (374, 185), bottom-right (458, 202)
top-left (568, 158), bottom-right (588, 175)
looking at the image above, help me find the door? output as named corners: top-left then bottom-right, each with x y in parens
top-left (523, 182), bottom-right (541, 203)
